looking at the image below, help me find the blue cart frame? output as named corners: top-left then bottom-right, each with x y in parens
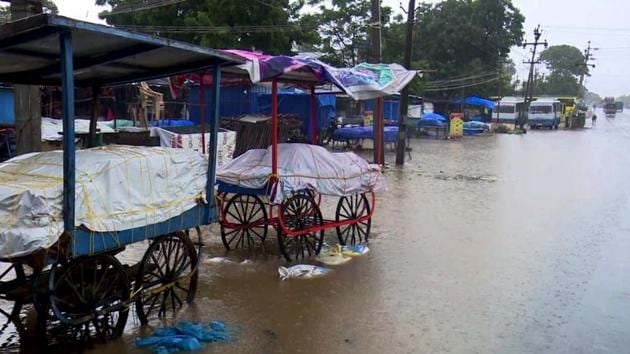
top-left (0, 14), bottom-right (242, 348)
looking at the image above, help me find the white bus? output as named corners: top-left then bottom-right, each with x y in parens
top-left (494, 97), bottom-right (527, 124)
top-left (528, 98), bottom-right (561, 129)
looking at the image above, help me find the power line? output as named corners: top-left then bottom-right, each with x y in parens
top-left (423, 76), bottom-right (500, 91)
top-left (115, 24), bottom-right (303, 34)
top-left (424, 71), bottom-right (500, 87)
top-left (102, 0), bottom-right (187, 16)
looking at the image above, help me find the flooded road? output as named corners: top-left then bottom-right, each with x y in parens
top-left (4, 110), bottom-right (630, 353)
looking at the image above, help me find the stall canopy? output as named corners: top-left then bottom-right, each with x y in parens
top-left (222, 50), bottom-right (420, 101)
top-left (0, 14), bottom-right (243, 86)
top-left (453, 96), bottom-right (496, 110)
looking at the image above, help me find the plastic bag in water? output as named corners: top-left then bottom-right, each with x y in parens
top-left (340, 244), bottom-right (370, 256)
top-left (136, 320), bottom-right (234, 353)
top-left (316, 245), bottom-right (352, 265)
top-left (278, 265), bottom-right (330, 280)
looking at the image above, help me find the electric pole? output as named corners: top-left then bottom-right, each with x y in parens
top-left (576, 41), bottom-right (596, 100)
top-left (522, 25), bottom-right (547, 129)
top-left (369, 0), bottom-right (384, 165)
top-left (5, 0), bottom-right (44, 154)
top-left (395, 0), bottom-right (415, 166)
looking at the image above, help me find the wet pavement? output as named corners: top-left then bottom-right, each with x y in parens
top-left (4, 110), bottom-right (630, 353)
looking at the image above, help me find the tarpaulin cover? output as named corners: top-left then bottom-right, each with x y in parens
top-left (332, 126), bottom-right (399, 143)
top-left (41, 117), bottom-right (115, 141)
top-left (453, 96), bottom-right (496, 110)
top-left (418, 112), bottom-right (447, 127)
top-left (222, 50), bottom-right (418, 101)
top-left (0, 145), bottom-right (208, 259)
top-left (216, 143), bottom-right (385, 203)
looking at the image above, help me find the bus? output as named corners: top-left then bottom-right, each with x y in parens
top-left (493, 96), bottom-right (527, 124)
top-left (529, 98), bottom-right (561, 129)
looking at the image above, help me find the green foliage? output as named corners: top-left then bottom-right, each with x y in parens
top-left (96, 0), bottom-right (318, 54)
top-left (539, 45), bottom-right (585, 76)
top-left (536, 72), bottom-right (579, 96)
top-left (382, 0), bottom-right (524, 98)
top-left (306, 0), bottom-right (392, 67)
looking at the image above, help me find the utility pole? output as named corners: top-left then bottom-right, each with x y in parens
top-left (522, 25), bottom-right (547, 129)
top-left (395, 0), bottom-right (415, 166)
top-left (576, 41), bottom-right (596, 100)
top-left (369, 0), bottom-right (384, 165)
top-left (7, 0), bottom-right (43, 154)
top-left (495, 59), bottom-right (504, 123)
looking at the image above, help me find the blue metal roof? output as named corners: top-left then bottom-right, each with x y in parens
top-left (0, 14), bottom-right (243, 86)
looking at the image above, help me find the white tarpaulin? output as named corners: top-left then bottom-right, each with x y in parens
top-left (150, 127), bottom-right (236, 167)
top-left (41, 117), bottom-right (116, 141)
top-left (0, 145), bottom-right (208, 259)
top-left (217, 143), bottom-right (385, 203)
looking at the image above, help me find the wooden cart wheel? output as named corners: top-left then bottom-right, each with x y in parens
top-left (0, 263), bottom-right (28, 338)
top-left (220, 194), bottom-right (268, 250)
top-left (134, 232), bottom-right (198, 324)
top-left (335, 193), bottom-right (371, 245)
top-left (277, 194), bottom-right (324, 262)
top-left (46, 255), bottom-right (130, 345)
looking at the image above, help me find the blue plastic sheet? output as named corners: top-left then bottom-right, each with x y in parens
top-left (418, 112), bottom-right (446, 127)
top-left (136, 320), bottom-right (234, 354)
top-left (332, 126), bottom-right (398, 143)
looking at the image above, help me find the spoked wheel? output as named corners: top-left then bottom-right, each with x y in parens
top-left (277, 194), bottom-right (324, 262)
top-left (134, 232), bottom-right (198, 324)
top-left (336, 193), bottom-right (372, 245)
top-left (0, 263), bottom-right (28, 338)
top-left (220, 194), bottom-right (268, 251)
top-left (45, 255), bottom-right (130, 346)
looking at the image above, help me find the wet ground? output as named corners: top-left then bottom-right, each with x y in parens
top-left (4, 110), bottom-right (630, 353)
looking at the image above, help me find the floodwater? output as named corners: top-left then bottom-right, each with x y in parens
top-left (4, 110), bottom-right (630, 353)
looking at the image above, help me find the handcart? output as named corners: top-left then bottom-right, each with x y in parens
top-left (0, 15), bottom-right (241, 347)
top-left (215, 53), bottom-right (417, 261)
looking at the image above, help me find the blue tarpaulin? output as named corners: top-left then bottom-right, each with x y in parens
top-left (332, 125), bottom-right (398, 143)
top-left (453, 96), bottom-right (496, 110)
top-left (189, 85), bottom-right (336, 139)
top-left (0, 88), bottom-right (14, 125)
top-left (418, 112), bottom-right (446, 127)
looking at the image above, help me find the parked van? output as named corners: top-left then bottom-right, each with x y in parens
top-left (494, 96), bottom-right (527, 124)
top-left (528, 98), bottom-right (561, 129)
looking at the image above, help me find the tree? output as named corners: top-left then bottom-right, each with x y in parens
top-left (537, 45), bottom-right (584, 96)
top-left (539, 45), bottom-right (585, 77)
top-left (0, 0), bottom-right (56, 22)
top-left (305, 0), bottom-right (391, 67)
top-left (96, 0), bottom-right (318, 54)
top-left (387, 0), bottom-right (524, 98)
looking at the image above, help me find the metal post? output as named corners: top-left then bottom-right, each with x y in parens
top-left (271, 79), bottom-right (279, 179)
top-left (310, 86), bottom-right (317, 145)
top-left (199, 77), bottom-right (206, 155)
top-left (376, 97), bottom-right (384, 165)
top-left (206, 63), bottom-right (221, 209)
top-left (395, 0), bottom-right (416, 165)
top-left (60, 31), bottom-right (75, 235)
top-left (88, 85), bottom-right (100, 148)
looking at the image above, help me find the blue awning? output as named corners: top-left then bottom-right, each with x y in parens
top-left (453, 96), bottom-right (496, 110)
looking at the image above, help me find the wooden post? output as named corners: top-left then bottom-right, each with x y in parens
top-left (11, 0), bottom-right (43, 155)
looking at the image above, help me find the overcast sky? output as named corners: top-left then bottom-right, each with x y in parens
top-left (52, 0), bottom-right (630, 96)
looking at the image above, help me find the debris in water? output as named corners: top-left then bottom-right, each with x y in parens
top-left (204, 257), bottom-right (252, 265)
top-left (316, 245), bottom-right (352, 265)
top-left (340, 244), bottom-right (370, 256)
top-left (136, 320), bottom-right (235, 353)
top-left (278, 265), bottom-right (330, 280)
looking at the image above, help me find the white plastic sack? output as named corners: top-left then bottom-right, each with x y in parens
top-left (217, 143), bottom-right (385, 203)
top-left (151, 127), bottom-right (236, 167)
top-left (278, 265), bottom-right (330, 280)
top-left (41, 117), bottom-right (115, 141)
top-left (0, 145), bottom-right (208, 259)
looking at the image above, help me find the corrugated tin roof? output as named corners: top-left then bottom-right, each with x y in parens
top-left (0, 14), bottom-right (243, 86)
